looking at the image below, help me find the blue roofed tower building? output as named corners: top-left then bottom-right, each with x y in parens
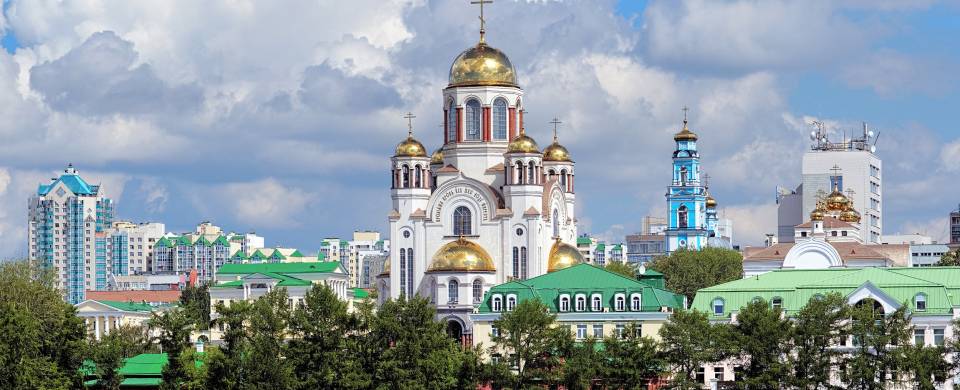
top-left (665, 113), bottom-right (709, 253)
top-left (28, 164), bottom-right (114, 303)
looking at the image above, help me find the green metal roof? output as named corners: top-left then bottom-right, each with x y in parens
top-left (230, 250), bottom-right (248, 260)
top-left (195, 236), bottom-right (212, 246)
top-left (289, 250), bottom-right (305, 257)
top-left (692, 267), bottom-right (960, 318)
top-left (95, 300), bottom-right (156, 312)
top-left (155, 237), bottom-right (171, 248)
top-left (217, 261), bottom-right (342, 275)
top-left (83, 353), bottom-right (204, 388)
top-left (596, 243), bottom-right (606, 251)
top-left (353, 288), bottom-right (369, 298)
top-left (213, 236), bottom-right (230, 246)
top-left (576, 236), bottom-right (593, 246)
top-left (478, 263), bottom-right (685, 313)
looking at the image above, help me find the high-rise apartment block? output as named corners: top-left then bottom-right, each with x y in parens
top-left (951, 205), bottom-right (960, 248)
top-left (28, 164), bottom-right (115, 303)
top-left (320, 232), bottom-right (389, 287)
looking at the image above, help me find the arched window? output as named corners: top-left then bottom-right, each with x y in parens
top-left (575, 295), bottom-right (586, 312)
top-left (406, 248), bottom-right (414, 296)
top-left (493, 98), bottom-right (507, 140)
top-left (615, 295), bottom-right (626, 311)
top-left (453, 206), bottom-right (472, 236)
top-left (712, 298), bottom-right (725, 315)
top-left (552, 209), bottom-right (560, 238)
top-left (415, 166), bottom-right (422, 188)
top-left (630, 294), bottom-right (641, 311)
top-left (520, 247), bottom-right (528, 280)
top-left (915, 294), bottom-right (927, 312)
top-left (399, 249), bottom-right (407, 296)
top-left (591, 294), bottom-right (602, 311)
top-left (448, 279), bottom-right (459, 303)
top-left (473, 279), bottom-right (483, 303)
top-left (771, 297), bottom-right (783, 310)
top-left (678, 206), bottom-right (688, 228)
top-left (527, 162), bottom-right (535, 184)
top-left (515, 161), bottom-right (524, 184)
top-left (560, 169), bottom-right (567, 187)
top-left (492, 295), bottom-right (503, 312)
top-left (465, 99), bottom-right (481, 141)
top-left (679, 166), bottom-right (688, 185)
top-left (512, 247), bottom-right (520, 279)
top-left (446, 100), bottom-right (457, 143)
top-left (401, 165), bottom-right (410, 188)
top-left (559, 295), bottom-right (570, 312)
top-left (506, 295), bottom-right (517, 311)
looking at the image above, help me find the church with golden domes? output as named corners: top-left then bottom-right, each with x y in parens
top-left (376, 8), bottom-right (584, 343)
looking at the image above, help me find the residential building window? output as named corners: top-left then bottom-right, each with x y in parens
top-left (712, 298), bottom-right (724, 315)
top-left (934, 328), bottom-right (945, 346)
top-left (915, 329), bottom-right (925, 345)
top-left (615, 295), bottom-right (625, 312)
top-left (473, 279), bottom-right (483, 303)
top-left (492, 98), bottom-right (507, 140)
top-left (506, 295), bottom-right (517, 311)
top-left (593, 324), bottom-right (603, 338)
top-left (559, 295), bottom-right (570, 312)
top-left (492, 295), bottom-right (502, 312)
top-left (576, 324), bottom-right (587, 340)
top-left (771, 297), bottom-right (783, 310)
top-left (915, 294), bottom-right (926, 312)
top-left (696, 367), bottom-right (705, 384)
top-left (591, 294), bottom-right (602, 311)
top-left (491, 326), bottom-right (499, 337)
top-left (465, 99), bottom-right (481, 141)
top-left (448, 279), bottom-right (459, 304)
top-left (453, 206), bottom-right (472, 236)
top-left (615, 324), bottom-right (625, 338)
top-left (575, 295), bottom-right (586, 311)
top-left (630, 294), bottom-right (641, 311)
top-left (714, 367), bottom-right (724, 382)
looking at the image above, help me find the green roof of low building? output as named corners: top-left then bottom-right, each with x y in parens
top-left (353, 288), bottom-right (369, 299)
top-left (477, 263), bottom-right (685, 314)
top-left (83, 353), bottom-right (204, 388)
top-left (692, 267), bottom-right (960, 319)
top-left (217, 261), bottom-right (342, 275)
top-left (95, 300), bottom-right (156, 312)
top-left (576, 236), bottom-right (593, 246)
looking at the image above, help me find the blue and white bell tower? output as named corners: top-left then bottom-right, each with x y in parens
top-left (665, 111), bottom-right (709, 253)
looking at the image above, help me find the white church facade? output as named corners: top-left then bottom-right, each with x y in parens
top-left (376, 17), bottom-right (585, 344)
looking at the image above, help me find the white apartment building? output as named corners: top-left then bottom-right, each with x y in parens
top-left (106, 221), bottom-right (166, 276)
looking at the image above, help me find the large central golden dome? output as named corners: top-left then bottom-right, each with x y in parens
top-left (548, 239), bottom-right (584, 272)
top-left (428, 237), bottom-right (496, 272)
top-left (449, 42), bottom-right (517, 88)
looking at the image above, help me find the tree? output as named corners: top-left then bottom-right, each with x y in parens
top-left (658, 309), bottom-right (728, 390)
top-left (0, 260), bottom-right (87, 390)
top-left (149, 308), bottom-right (194, 390)
top-left (840, 299), bottom-right (912, 389)
top-left (179, 284), bottom-right (211, 330)
top-left (490, 299), bottom-right (570, 389)
top-left (790, 292), bottom-right (849, 390)
top-left (287, 283), bottom-right (357, 389)
top-left (561, 337), bottom-right (601, 390)
top-left (369, 296), bottom-right (471, 389)
top-left (601, 323), bottom-right (665, 389)
top-left (935, 248), bottom-right (960, 266)
top-left (243, 288), bottom-right (295, 389)
top-left (89, 325), bottom-right (152, 390)
top-left (648, 247), bottom-right (743, 301)
top-left (730, 298), bottom-right (793, 388)
top-left (604, 261), bottom-right (637, 279)
top-left (899, 344), bottom-right (951, 390)
top-left (205, 300), bottom-right (251, 390)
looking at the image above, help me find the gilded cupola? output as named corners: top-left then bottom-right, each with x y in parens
top-left (810, 201), bottom-right (827, 221)
top-left (427, 237), bottom-right (496, 272)
top-left (542, 120), bottom-right (572, 162)
top-left (448, 42), bottom-right (517, 88)
top-left (507, 126), bottom-right (540, 154)
top-left (706, 194), bottom-right (717, 208)
top-left (548, 239), bottom-right (585, 273)
top-left (430, 147), bottom-right (444, 165)
top-left (395, 112), bottom-right (428, 158)
top-left (674, 118), bottom-right (698, 142)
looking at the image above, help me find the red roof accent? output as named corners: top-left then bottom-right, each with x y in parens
top-left (85, 290), bottom-right (181, 303)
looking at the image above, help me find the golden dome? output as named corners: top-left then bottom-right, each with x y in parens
top-left (810, 202), bottom-right (827, 221)
top-left (378, 259), bottom-right (390, 276)
top-left (674, 120), bottom-right (698, 142)
top-left (548, 239), bottom-right (585, 273)
top-left (430, 147), bottom-right (444, 165)
top-left (507, 131), bottom-right (540, 154)
top-left (825, 190), bottom-right (850, 211)
top-left (542, 141), bottom-right (571, 162)
top-left (427, 237), bottom-right (496, 272)
top-left (395, 136), bottom-right (427, 158)
top-left (839, 205), bottom-right (861, 223)
top-left (706, 195), bottom-right (717, 208)
top-left (449, 42), bottom-right (517, 88)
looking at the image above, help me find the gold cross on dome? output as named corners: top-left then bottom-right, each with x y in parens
top-left (404, 112), bottom-right (416, 137)
top-left (681, 106), bottom-right (689, 122)
top-left (549, 117), bottom-right (562, 141)
top-left (703, 173), bottom-right (711, 189)
top-left (471, 0), bottom-right (493, 43)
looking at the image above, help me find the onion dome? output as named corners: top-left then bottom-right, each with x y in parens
top-left (542, 132), bottom-right (572, 162)
top-left (674, 119), bottom-right (698, 142)
top-left (507, 128), bottom-right (540, 154)
top-left (427, 237), bottom-right (496, 272)
top-left (378, 258), bottom-right (390, 276)
top-left (548, 239), bottom-right (585, 272)
top-left (706, 194), bottom-right (717, 208)
top-left (395, 136), bottom-right (427, 158)
top-left (810, 202), bottom-right (827, 221)
top-left (839, 206), bottom-right (862, 223)
top-left (449, 42), bottom-right (517, 88)
top-left (825, 189), bottom-right (850, 211)
top-left (430, 147), bottom-right (444, 165)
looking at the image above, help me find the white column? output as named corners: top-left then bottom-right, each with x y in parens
top-left (94, 316), bottom-right (101, 341)
top-left (104, 315), bottom-right (111, 336)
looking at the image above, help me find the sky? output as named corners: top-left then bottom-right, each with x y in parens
top-left (0, 0), bottom-right (958, 258)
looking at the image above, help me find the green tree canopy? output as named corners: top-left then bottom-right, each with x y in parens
top-left (603, 261), bottom-right (637, 279)
top-left (648, 247), bottom-right (743, 301)
top-left (841, 299), bottom-right (912, 389)
top-left (490, 298), bottom-right (570, 389)
top-left (790, 292), bottom-right (849, 390)
top-left (601, 323), bottom-right (665, 389)
top-left (935, 248), bottom-right (960, 266)
top-left (658, 309), bottom-right (729, 390)
top-left (730, 298), bottom-right (793, 388)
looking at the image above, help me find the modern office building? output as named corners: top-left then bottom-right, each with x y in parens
top-left (909, 244), bottom-right (950, 267)
top-left (28, 164), bottom-right (115, 303)
top-left (626, 234), bottom-right (666, 264)
top-left (318, 232), bottom-right (390, 287)
top-left (951, 205), bottom-right (960, 248)
top-left (778, 123), bottom-right (882, 243)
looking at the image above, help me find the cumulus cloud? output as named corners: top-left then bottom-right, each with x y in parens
top-left (219, 178), bottom-right (313, 228)
top-left (941, 139), bottom-right (960, 172)
top-left (298, 63), bottom-right (401, 113)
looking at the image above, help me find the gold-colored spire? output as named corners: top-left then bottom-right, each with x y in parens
top-left (471, 0), bottom-right (493, 44)
top-left (674, 106), bottom-right (698, 142)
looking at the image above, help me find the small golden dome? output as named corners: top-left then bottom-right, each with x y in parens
top-left (810, 202), bottom-right (826, 221)
top-left (839, 207), bottom-right (861, 223)
top-left (542, 141), bottom-right (571, 162)
top-left (449, 42), bottom-right (518, 88)
top-left (378, 259), bottom-right (390, 276)
top-left (507, 132), bottom-right (540, 154)
top-left (430, 148), bottom-right (444, 165)
top-left (706, 195), bottom-right (717, 208)
top-left (674, 120), bottom-right (698, 142)
top-left (548, 239), bottom-right (585, 272)
top-left (395, 136), bottom-right (427, 158)
top-left (427, 237), bottom-right (496, 272)
top-left (825, 190), bottom-right (850, 211)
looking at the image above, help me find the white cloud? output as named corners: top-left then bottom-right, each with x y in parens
top-left (719, 202), bottom-right (779, 246)
top-left (219, 178), bottom-right (313, 228)
top-left (941, 139), bottom-right (960, 172)
top-left (899, 217), bottom-right (950, 244)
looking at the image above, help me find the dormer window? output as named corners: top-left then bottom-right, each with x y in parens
top-left (915, 294), bottom-right (926, 312)
top-left (506, 295), bottom-right (517, 311)
top-left (630, 294), bottom-right (642, 311)
top-left (591, 294), bottom-right (602, 311)
top-left (615, 294), bottom-right (626, 312)
top-left (559, 295), bottom-right (570, 312)
top-left (575, 294), bottom-right (586, 312)
top-left (492, 295), bottom-right (503, 312)
top-left (712, 298), bottom-right (725, 315)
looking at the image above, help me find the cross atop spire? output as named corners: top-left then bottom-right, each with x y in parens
top-left (830, 164), bottom-right (843, 191)
top-left (519, 109), bottom-right (528, 134)
top-left (703, 172), bottom-right (711, 189)
top-left (404, 112), bottom-right (416, 137)
top-left (549, 117), bottom-right (562, 142)
top-left (471, 0), bottom-right (494, 43)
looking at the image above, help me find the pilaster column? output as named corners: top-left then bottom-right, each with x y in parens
top-left (94, 316), bottom-right (101, 341)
